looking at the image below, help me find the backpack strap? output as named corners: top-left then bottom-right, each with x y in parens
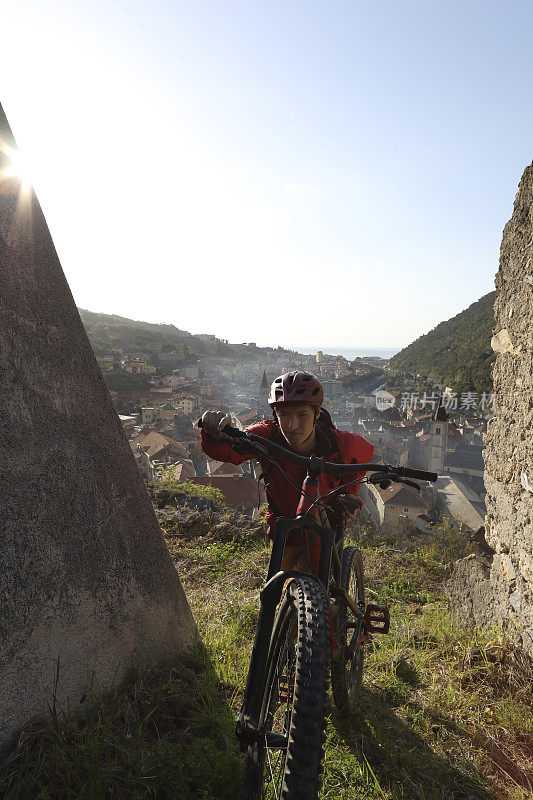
top-left (316, 421), bottom-right (341, 463)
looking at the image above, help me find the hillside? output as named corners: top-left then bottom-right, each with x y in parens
top-left (388, 292), bottom-right (496, 395)
top-left (79, 308), bottom-right (241, 359)
top-left (2, 488), bottom-right (531, 800)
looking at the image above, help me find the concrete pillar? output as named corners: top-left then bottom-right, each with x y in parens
top-left (0, 103), bottom-right (194, 756)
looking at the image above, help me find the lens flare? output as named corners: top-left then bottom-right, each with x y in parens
top-left (0, 142), bottom-right (33, 193)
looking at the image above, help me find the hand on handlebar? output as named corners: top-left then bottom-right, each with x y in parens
top-left (200, 411), bottom-right (233, 440)
top-left (338, 493), bottom-right (364, 519)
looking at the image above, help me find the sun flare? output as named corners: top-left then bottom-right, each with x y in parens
top-left (0, 143), bottom-right (33, 191)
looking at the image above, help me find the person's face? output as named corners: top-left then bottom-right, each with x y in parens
top-left (275, 403), bottom-right (318, 450)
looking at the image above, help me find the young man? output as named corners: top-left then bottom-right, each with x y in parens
top-left (200, 371), bottom-right (373, 571)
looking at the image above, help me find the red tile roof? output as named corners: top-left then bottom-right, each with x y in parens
top-left (130, 429), bottom-right (188, 458)
top-left (372, 482), bottom-right (428, 509)
top-left (189, 476), bottom-right (265, 511)
top-left (208, 460), bottom-right (243, 476)
top-left (168, 461), bottom-right (196, 481)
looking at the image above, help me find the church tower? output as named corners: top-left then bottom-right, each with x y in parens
top-left (258, 370), bottom-right (270, 419)
top-left (427, 401), bottom-right (448, 474)
top-left (259, 370), bottom-right (269, 398)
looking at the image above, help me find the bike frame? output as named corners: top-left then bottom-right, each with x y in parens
top-left (236, 466), bottom-right (347, 746)
top-left (196, 418), bottom-right (437, 749)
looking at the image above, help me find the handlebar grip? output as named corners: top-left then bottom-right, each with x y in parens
top-left (196, 418), bottom-right (245, 438)
top-left (397, 466), bottom-right (438, 482)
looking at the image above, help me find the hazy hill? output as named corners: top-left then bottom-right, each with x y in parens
top-left (79, 309), bottom-right (236, 359)
top-left (388, 292), bottom-right (496, 395)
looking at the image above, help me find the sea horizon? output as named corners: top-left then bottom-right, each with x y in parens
top-left (286, 345), bottom-right (402, 360)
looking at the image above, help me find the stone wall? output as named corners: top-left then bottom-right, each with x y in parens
top-left (0, 104), bottom-right (195, 756)
top-left (447, 164), bottom-right (533, 657)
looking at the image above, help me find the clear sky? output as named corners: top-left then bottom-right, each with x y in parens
top-left (1, 0), bottom-right (531, 348)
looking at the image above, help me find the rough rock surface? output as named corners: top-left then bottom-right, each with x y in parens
top-left (447, 164), bottom-right (533, 657)
top-left (0, 104), bottom-right (194, 756)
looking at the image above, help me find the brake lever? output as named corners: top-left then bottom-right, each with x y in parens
top-left (369, 471), bottom-right (419, 492)
top-left (369, 471), bottom-right (392, 489)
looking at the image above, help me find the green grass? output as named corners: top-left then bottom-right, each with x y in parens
top-left (2, 505), bottom-right (531, 799)
top-left (180, 512), bottom-right (532, 800)
top-left (150, 479), bottom-right (227, 510)
top-left (0, 645), bottom-right (243, 800)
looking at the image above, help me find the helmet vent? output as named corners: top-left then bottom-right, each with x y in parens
top-left (268, 370), bottom-right (323, 408)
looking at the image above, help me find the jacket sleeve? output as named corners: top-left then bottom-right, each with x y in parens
top-left (200, 420), bottom-right (273, 465)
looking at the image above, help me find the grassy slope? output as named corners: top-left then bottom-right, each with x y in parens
top-left (173, 508), bottom-right (532, 800)
top-left (1, 505), bottom-right (531, 800)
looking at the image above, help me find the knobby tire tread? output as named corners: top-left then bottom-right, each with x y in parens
top-left (330, 546), bottom-right (365, 715)
top-left (242, 575), bottom-right (329, 800)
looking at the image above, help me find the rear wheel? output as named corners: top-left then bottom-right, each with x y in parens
top-left (331, 546), bottom-right (365, 714)
top-left (242, 576), bottom-right (329, 800)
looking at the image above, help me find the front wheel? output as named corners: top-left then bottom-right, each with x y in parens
top-left (242, 575), bottom-right (329, 800)
top-left (331, 546), bottom-right (365, 714)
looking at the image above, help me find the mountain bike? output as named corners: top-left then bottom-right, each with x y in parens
top-left (197, 421), bottom-right (437, 800)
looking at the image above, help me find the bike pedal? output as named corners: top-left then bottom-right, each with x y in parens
top-left (364, 603), bottom-right (390, 634)
top-left (278, 675), bottom-right (295, 703)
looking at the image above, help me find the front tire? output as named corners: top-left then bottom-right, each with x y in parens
top-left (331, 546), bottom-right (365, 714)
top-left (242, 576), bottom-right (329, 800)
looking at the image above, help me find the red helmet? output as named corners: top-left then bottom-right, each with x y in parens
top-left (268, 371), bottom-right (324, 407)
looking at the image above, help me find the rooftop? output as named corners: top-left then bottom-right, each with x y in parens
top-left (130, 429), bottom-right (188, 458)
top-left (188, 475), bottom-right (265, 511)
top-left (371, 481), bottom-right (428, 509)
top-left (433, 475), bottom-right (485, 531)
top-left (445, 445), bottom-right (485, 472)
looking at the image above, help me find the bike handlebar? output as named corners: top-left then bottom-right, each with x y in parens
top-left (391, 466), bottom-right (438, 482)
top-left (197, 419), bottom-right (438, 483)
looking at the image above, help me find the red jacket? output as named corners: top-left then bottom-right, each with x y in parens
top-left (201, 420), bottom-right (373, 537)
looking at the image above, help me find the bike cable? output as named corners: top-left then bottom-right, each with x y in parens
top-left (254, 449), bottom-right (325, 580)
top-left (302, 476), bottom-right (366, 516)
top-left (255, 448), bottom-right (328, 514)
